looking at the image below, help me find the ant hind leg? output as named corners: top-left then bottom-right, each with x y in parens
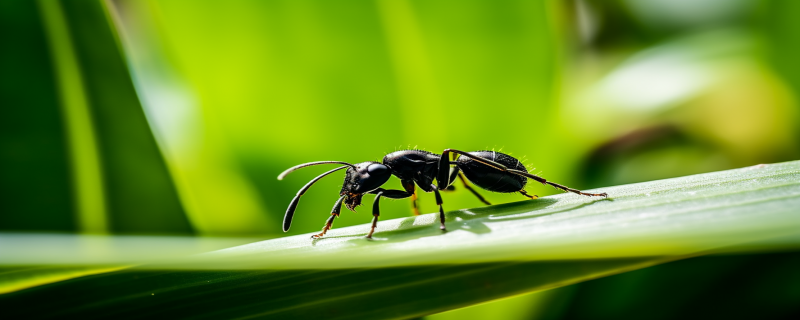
top-left (458, 172), bottom-right (492, 205)
top-left (519, 189), bottom-right (538, 200)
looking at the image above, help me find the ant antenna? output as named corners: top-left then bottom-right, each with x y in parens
top-left (277, 161), bottom-right (355, 180)
top-left (283, 165), bottom-right (350, 232)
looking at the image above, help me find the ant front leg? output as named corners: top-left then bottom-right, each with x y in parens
top-left (368, 192), bottom-right (383, 239)
top-left (312, 195), bottom-right (345, 239)
top-left (366, 188), bottom-right (413, 238)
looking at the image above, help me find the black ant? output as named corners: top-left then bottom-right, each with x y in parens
top-left (278, 149), bottom-right (607, 239)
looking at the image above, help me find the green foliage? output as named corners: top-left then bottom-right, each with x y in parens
top-left (55, 0), bottom-right (190, 234)
top-left (763, 0), bottom-right (800, 96)
top-left (1, 0), bottom-right (74, 231)
top-left (1, 0), bottom-right (189, 234)
top-left (2, 161), bottom-right (799, 318)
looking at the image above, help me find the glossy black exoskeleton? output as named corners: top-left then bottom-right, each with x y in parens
top-left (278, 149), bottom-right (607, 239)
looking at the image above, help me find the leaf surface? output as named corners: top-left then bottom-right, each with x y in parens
top-left (2, 161), bottom-right (800, 319)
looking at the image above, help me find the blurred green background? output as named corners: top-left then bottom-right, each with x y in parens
top-left (2, 0), bottom-right (800, 318)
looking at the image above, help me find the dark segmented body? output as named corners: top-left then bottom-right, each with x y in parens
top-left (279, 148), bottom-right (605, 239)
top-left (457, 151), bottom-right (527, 193)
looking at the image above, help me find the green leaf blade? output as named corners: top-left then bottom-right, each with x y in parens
top-left (201, 161), bottom-right (800, 269)
top-left (2, 161), bottom-right (800, 319)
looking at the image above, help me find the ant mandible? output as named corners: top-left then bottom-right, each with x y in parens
top-left (278, 149), bottom-right (607, 239)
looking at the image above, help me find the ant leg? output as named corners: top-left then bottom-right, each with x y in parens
top-left (518, 189), bottom-right (538, 200)
top-left (410, 191), bottom-right (420, 215)
top-left (430, 184), bottom-right (446, 231)
top-left (367, 191), bottom-right (383, 239)
top-left (436, 155), bottom-right (454, 191)
top-left (506, 168), bottom-right (607, 197)
top-left (458, 172), bottom-right (492, 205)
top-left (401, 180), bottom-right (420, 216)
top-left (367, 188), bottom-right (414, 238)
top-left (312, 195), bottom-right (345, 239)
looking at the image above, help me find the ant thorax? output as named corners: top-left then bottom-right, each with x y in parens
top-left (382, 150), bottom-right (440, 183)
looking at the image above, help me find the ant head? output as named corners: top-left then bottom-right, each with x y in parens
top-left (340, 161), bottom-right (391, 210)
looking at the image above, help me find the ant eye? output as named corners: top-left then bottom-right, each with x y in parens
top-left (367, 163), bottom-right (388, 176)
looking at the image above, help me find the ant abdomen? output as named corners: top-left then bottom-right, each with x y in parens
top-left (456, 151), bottom-right (527, 193)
